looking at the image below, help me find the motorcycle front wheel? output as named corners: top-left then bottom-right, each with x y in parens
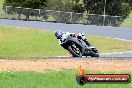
top-left (68, 42), bottom-right (82, 57)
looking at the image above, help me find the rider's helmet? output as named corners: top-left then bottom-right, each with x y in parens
top-left (55, 30), bottom-right (63, 39)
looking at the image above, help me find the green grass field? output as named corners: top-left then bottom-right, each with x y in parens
top-left (0, 26), bottom-right (132, 57)
top-left (0, 26), bottom-right (69, 57)
top-left (0, 70), bottom-right (131, 88)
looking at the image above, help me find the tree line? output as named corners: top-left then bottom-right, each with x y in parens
top-left (3, 0), bottom-right (132, 16)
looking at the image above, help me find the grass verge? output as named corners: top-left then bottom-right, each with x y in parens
top-left (0, 70), bottom-right (131, 88)
top-left (88, 35), bottom-right (132, 53)
top-left (0, 26), bottom-right (69, 57)
top-left (0, 26), bottom-right (132, 57)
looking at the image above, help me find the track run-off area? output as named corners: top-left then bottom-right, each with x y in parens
top-left (0, 57), bottom-right (132, 72)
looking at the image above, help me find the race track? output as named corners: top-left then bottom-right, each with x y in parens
top-left (0, 19), bottom-right (132, 57)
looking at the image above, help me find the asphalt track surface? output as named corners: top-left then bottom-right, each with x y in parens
top-left (0, 19), bottom-right (132, 57)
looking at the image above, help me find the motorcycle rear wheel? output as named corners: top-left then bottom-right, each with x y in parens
top-left (91, 52), bottom-right (99, 57)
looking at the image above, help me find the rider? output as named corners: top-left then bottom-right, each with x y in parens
top-left (55, 30), bottom-right (91, 46)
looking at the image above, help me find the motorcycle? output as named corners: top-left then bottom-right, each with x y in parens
top-left (60, 34), bottom-right (99, 57)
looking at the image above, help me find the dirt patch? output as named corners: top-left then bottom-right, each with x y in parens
top-left (0, 58), bottom-right (132, 72)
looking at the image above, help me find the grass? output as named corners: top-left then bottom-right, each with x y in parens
top-left (121, 11), bottom-right (132, 27)
top-left (0, 26), bottom-right (69, 57)
top-left (0, 26), bottom-right (132, 57)
top-left (0, 70), bottom-right (131, 88)
top-left (88, 35), bottom-right (132, 53)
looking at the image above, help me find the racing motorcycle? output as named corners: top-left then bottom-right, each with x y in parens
top-left (60, 34), bottom-right (99, 57)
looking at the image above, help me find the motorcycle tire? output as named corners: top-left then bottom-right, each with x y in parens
top-left (68, 43), bottom-right (82, 57)
top-left (91, 52), bottom-right (99, 57)
top-left (90, 48), bottom-right (99, 57)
